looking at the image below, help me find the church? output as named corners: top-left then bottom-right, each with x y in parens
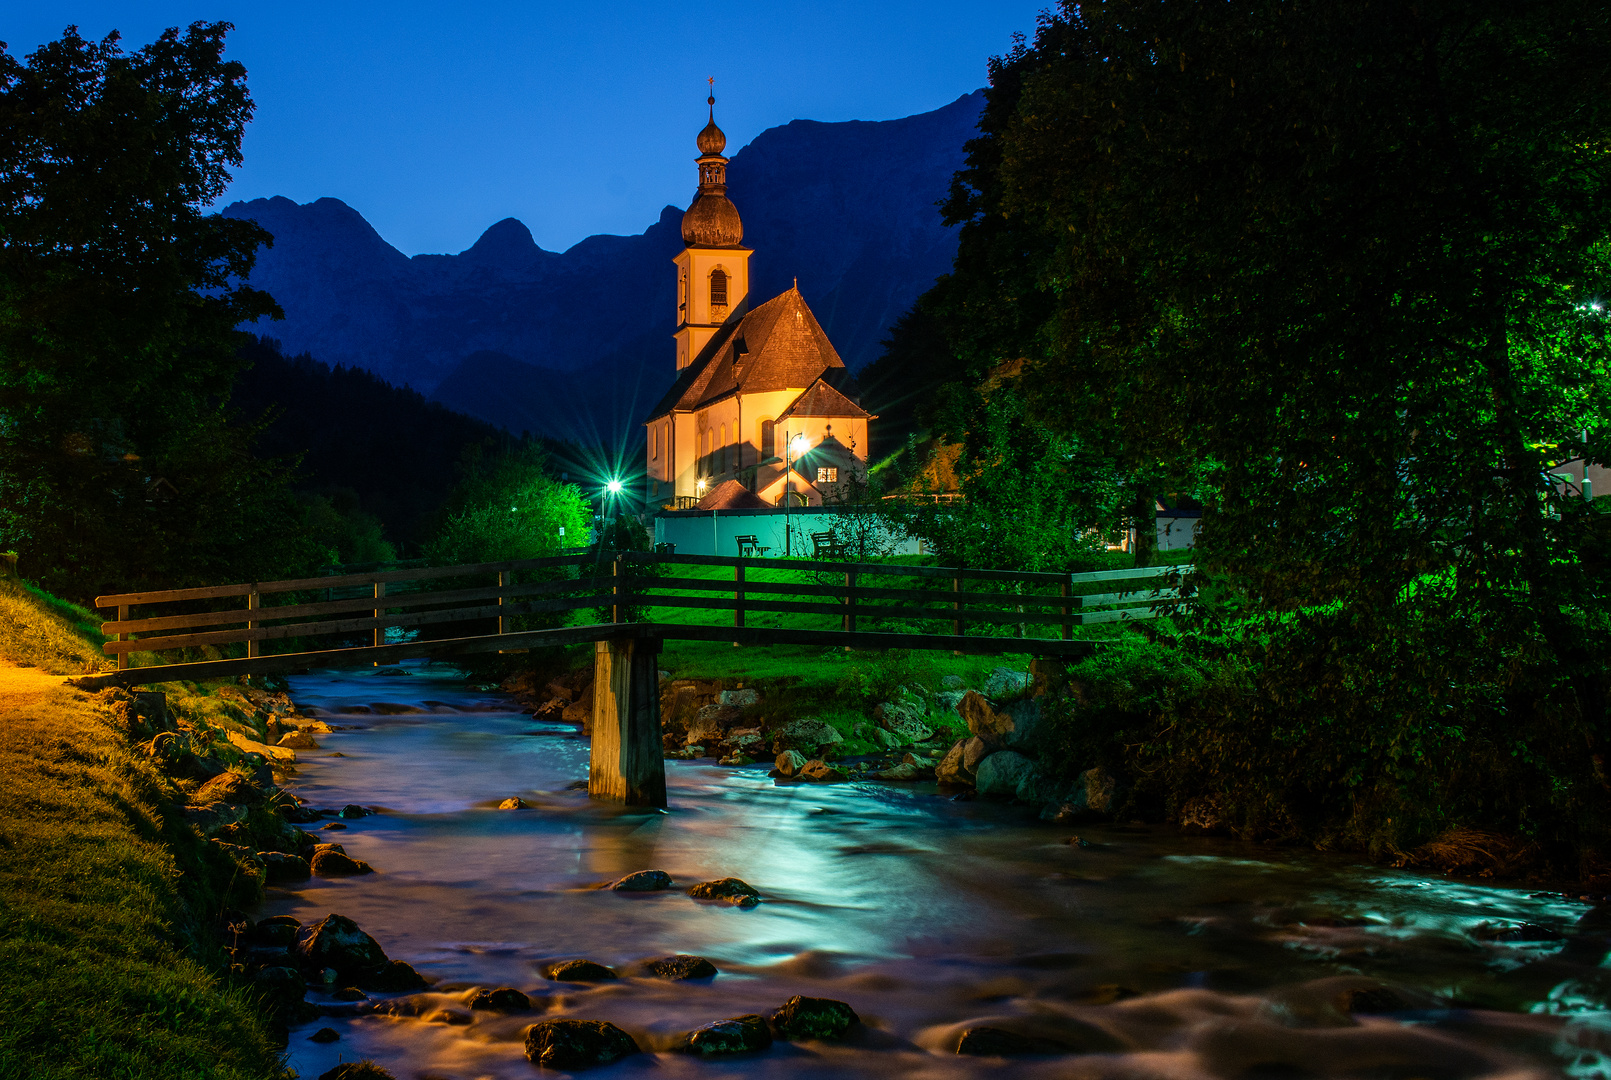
top-left (644, 95), bottom-right (873, 512)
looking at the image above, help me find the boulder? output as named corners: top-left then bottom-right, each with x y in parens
top-left (308, 1028), bottom-right (340, 1043)
top-left (975, 751), bottom-right (1037, 798)
top-left (497, 797), bottom-right (528, 810)
top-left (260, 851), bottom-right (311, 883)
top-left (194, 772), bottom-right (265, 805)
top-left (770, 996), bottom-right (859, 1041)
top-left (253, 915), bottom-right (301, 947)
top-left (941, 675), bottom-right (965, 689)
top-left (688, 877), bottom-right (760, 907)
top-left (311, 848), bottom-right (374, 877)
top-left (524, 1019), bottom-right (639, 1070)
top-left (1062, 766), bottom-right (1122, 821)
top-left (467, 987), bottom-right (530, 1012)
top-left (1015, 767), bottom-right (1063, 807)
top-left (277, 731), bottom-right (321, 750)
top-left (181, 801), bottom-right (246, 836)
top-left (546, 959), bottom-right (618, 982)
top-left (318, 1062), bottom-right (396, 1080)
top-left (872, 762), bottom-right (918, 781)
top-left (962, 736), bottom-right (994, 774)
top-left (799, 759), bottom-right (846, 782)
top-left (561, 682), bottom-right (594, 726)
top-left (611, 869), bottom-right (673, 891)
top-left (871, 727), bottom-right (903, 750)
top-left (359, 960), bottom-right (428, 991)
top-left (774, 749), bottom-right (807, 777)
top-left (718, 688), bottom-right (760, 707)
top-left (1001, 699), bottom-right (1044, 745)
top-left (298, 914), bottom-right (388, 979)
top-left (683, 1014), bottom-right (773, 1056)
top-left (338, 804), bottom-right (372, 819)
top-left (875, 701), bottom-right (933, 745)
top-left (935, 740), bottom-right (973, 786)
top-left (645, 954), bottom-right (718, 980)
top-left (958, 692), bottom-right (1010, 738)
top-left (330, 986), bottom-right (367, 1001)
top-left (251, 965), bottom-right (306, 1008)
top-left (983, 667), bottom-right (1033, 699)
top-left (934, 689), bottom-right (967, 714)
top-left (725, 727), bottom-right (764, 750)
top-left (782, 717), bottom-right (843, 750)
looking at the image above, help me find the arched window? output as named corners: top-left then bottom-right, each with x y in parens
top-left (760, 418), bottom-right (775, 460)
top-left (709, 268), bottom-right (728, 307)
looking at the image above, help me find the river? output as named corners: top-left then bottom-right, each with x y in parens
top-left (268, 663), bottom-right (1611, 1079)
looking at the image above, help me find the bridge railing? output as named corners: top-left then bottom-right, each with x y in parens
top-left (91, 554), bottom-right (1190, 675)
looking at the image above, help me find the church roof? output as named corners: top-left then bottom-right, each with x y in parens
top-left (646, 286), bottom-right (848, 420)
top-left (694, 479), bottom-right (771, 510)
top-left (778, 377), bottom-right (872, 420)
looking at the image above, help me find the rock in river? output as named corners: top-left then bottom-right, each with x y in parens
top-left (771, 995), bottom-right (859, 1041)
top-left (683, 1013), bottom-right (773, 1056)
top-left (546, 959), bottom-right (618, 982)
top-left (497, 796), bottom-right (528, 810)
top-left (311, 847), bottom-right (374, 877)
top-left (610, 869), bottom-right (673, 891)
top-left (298, 914), bottom-right (388, 979)
top-left (782, 717), bottom-right (843, 750)
top-left (774, 749), bottom-right (807, 777)
top-left (645, 954), bottom-right (718, 980)
top-left (359, 960), bottom-right (428, 991)
top-left (524, 1019), bottom-right (640, 1070)
top-left (799, 759), bottom-right (846, 782)
top-left (467, 987), bottom-right (530, 1012)
top-left (975, 751), bottom-right (1036, 798)
top-left (260, 851), bottom-right (311, 883)
top-left (688, 877), bottom-right (760, 906)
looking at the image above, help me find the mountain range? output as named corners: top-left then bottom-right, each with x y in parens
top-left (223, 90), bottom-right (982, 452)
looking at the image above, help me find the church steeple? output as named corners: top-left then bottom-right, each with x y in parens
top-left (673, 81), bottom-right (751, 370)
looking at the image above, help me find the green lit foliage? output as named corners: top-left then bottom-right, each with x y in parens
top-left (426, 442), bottom-right (590, 566)
top-left (0, 24), bottom-right (305, 601)
top-left (948, 0), bottom-right (1611, 860)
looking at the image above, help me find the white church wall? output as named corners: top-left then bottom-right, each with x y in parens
top-left (652, 507), bottom-right (922, 559)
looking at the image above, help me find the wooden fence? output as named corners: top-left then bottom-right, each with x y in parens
top-left (91, 554), bottom-right (1188, 679)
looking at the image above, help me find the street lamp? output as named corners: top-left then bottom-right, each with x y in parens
top-left (784, 431), bottom-right (810, 556)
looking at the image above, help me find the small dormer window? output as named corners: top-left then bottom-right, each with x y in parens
top-left (710, 268), bottom-right (728, 307)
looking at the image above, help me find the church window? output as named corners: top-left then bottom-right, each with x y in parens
top-left (710, 268), bottom-right (728, 307)
top-left (760, 419), bottom-right (775, 459)
top-left (817, 467), bottom-right (838, 484)
top-left (651, 426), bottom-right (658, 459)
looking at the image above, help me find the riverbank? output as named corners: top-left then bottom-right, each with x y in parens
top-left (0, 577), bottom-right (289, 1079)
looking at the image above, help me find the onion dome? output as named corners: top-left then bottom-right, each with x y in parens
top-left (682, 90), bottom-right (744, 247)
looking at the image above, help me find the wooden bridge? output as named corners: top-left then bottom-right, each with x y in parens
top-left (87, 552), bottom-right (1186, 807)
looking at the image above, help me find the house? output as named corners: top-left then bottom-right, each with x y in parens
top-left (644, 93), bottom-right (873, 510)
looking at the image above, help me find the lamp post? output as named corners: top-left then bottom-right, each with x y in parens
top-left (784, 431), bottom-right (809, 556)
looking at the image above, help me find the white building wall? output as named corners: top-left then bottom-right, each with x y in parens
top-left (653, 508), bottom-right (921, 558)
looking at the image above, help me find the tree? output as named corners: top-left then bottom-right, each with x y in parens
top-left (425, 442), bottom-right (590, 567)
top-left (0, 24), bottom-right (296, 600)
top-left (942, 1), bottom-right (1611, 852)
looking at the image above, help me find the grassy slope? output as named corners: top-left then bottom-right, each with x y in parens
top-left (0, 578), bottom-right (285, 1080)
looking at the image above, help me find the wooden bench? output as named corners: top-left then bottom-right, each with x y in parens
top-left (811, 531), bottom-right (848, 559)
top-left (734, 534), bottom-right (770, 558)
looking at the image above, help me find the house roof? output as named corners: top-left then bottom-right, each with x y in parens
top-left (778, 378), bottom-right (871, 420)
top-left (695, 479), bottom-right (771, 511)
top-left (646, 286), bottom-right (847, 420)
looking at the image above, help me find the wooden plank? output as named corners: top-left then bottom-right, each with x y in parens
top-left (656, 623), bottom-right (1096, 657)
top-left (1078, 606), bottom-right (1164, 625)
top-left (629, 593), bottom-right (1080, 626)
top-left (627, 551), bottom-right (1072, 585)
top-left (94, 552), bottom-right (594, 608)
top-left (102, 594), bottom-right (610, 654)
top-left (100, 576), bottom-right (588, 635)
top-left (1076, 588), bottom-right (1181, 608)
top-left (1067, 565), bottom-right (1186, 584)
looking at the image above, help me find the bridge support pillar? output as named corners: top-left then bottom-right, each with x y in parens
top-left (588, 636), bottom-right (666, 807)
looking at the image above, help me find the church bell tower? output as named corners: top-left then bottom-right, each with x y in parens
top-left (674, 86), bottom-right (751, 370)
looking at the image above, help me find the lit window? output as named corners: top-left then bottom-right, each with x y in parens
top-left (710, 268), bottom-right (728, 307)
top-left (817, 467), bottom-right (838, 483)
top-left (651, 426), bottom-right (658, 459)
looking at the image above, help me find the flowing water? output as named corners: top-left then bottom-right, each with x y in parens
top-left (269, 664), bottom-right (1611, 1080)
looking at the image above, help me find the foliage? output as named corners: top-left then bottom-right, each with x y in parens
top-left (0, 25), bottom-right (311, 603)
top-left (939, 0), bottom-right (1611, 862)
top-left (425, 442), bottom-right (589, 567)
top-left (297, 491), bottom-right (396, 567)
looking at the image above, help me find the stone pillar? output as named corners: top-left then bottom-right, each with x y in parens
top-left (588, 636), bottom-right (666, 807)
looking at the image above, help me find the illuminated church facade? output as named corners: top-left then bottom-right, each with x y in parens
top-left (644, 95), bottom-right (873, 511)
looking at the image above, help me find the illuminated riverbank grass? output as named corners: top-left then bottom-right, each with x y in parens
top-left (0, 582), bottom-right (287, 1080)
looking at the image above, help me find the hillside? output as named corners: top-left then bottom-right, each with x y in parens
top-left (223, 92), bottom-right (982, 448)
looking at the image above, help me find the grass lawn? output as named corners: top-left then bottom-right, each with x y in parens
top-left (0, 576), bottom-right (287, 1080)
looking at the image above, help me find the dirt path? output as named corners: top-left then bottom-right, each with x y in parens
top-left (0, 659), bottom-right (70, 713)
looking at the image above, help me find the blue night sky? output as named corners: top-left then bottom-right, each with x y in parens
top-left (7, 2), bottom-right (1045, 255)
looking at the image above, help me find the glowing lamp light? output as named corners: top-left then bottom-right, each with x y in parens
top-left (696, 478), bottom-right (707, 493)
top-left (790, 434), bottom-right (810, 455)
top-left (606, 479), bottom-right (623, 494)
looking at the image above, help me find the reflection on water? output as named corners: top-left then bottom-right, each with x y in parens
top-left (271, 664), bottom-right (1611, 1079)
